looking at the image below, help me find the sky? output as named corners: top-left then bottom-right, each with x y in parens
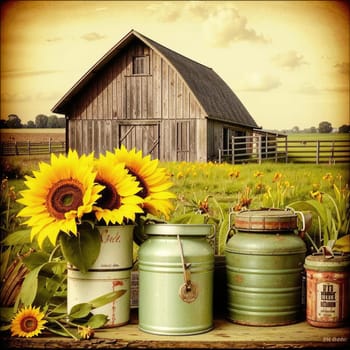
top-left (1, 0), bottom-right (349, 131)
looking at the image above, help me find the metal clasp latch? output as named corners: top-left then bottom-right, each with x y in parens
top-left (177, 234), bottom-right (198, 303)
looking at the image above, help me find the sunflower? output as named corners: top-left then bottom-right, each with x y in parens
top-left (17, 150), bottom-right (104, 246)
top-left (11, 306), bottom-right (47, 338)
top-left (114, 145), bottom-right (176, 219)
top-left (93, 151), bottom-right (144, 224)
top-left (78, 325), bottom-right (95, 339)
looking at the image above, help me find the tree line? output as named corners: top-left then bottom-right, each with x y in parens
top-left (0, 114), bottom-right (65, 129)
top-left (269, 121), bottom-right (349, 134)
top-left (1, 114), bottom-right (349, 133)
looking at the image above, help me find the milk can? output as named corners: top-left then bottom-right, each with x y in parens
top-left (304, 252), bottom-right (350, 328)
top-left (225, 208), bottom-right (307, 326)
top-left (138, 224), bottom-right (214, 335)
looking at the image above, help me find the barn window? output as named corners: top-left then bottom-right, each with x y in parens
top-left (133, 55), bottom-right (150, 75)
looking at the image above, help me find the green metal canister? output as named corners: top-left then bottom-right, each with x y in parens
top-left (138, 224), bottom-right (214, 335)
top-left (304, 253), bottom-right (350, 328)
top-left (225, 209), bottom-right (307, 326)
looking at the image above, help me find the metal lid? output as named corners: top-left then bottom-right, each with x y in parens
top-left (234, 209), bottom-right (298, 232)
top-left (304, 253), bottom-right (350, 272)
top-left (144, 224), bottom-right (212, 236)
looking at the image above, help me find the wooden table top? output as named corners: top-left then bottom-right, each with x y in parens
top-left (3, 312), bottom-right (349, 350)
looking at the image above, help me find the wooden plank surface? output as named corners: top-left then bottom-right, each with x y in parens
top-left (3, 314), bottom-right (349, 349)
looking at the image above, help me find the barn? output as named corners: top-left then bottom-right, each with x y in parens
top-left (52, 30), bottom-right (259, 162)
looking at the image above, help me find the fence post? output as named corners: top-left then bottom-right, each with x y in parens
top-left (329, 141), bottom-right (335, 164)
top-left (258, 135), bottom-right (262, 164)
top-left (316, 140), bottom-right (320, 164)
top-left (285, 137), bottom-right (288, 163)
top-left (231, 135), bottom-right (235, 164)
top-left (218, 149), bottom-right (221, 163)
top-left (274, 137), bottom-right (277, 163)
top-left (49, 138), bottom-right (52, 154)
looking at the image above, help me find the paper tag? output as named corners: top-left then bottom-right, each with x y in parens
top-left (316, 282), bottom-right (339, 319)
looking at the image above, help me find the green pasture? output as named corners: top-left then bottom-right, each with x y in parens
top-left (165, 161), bottom-right (349, 211)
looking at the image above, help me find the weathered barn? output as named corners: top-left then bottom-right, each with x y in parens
top-left (52, 30), bottom-right (259, 161)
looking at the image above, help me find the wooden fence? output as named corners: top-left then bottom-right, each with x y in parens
top-left (218, 135), bottom-right (350, 164)
top-left (0, 140), bottom-right (66, 156)
top-left (1, 136), bottom-right (349, 164)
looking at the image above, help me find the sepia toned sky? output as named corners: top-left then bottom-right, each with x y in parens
top-left (1, 0), bottom-right (349, 130)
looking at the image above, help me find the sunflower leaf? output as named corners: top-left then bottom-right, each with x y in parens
top-left (59, 223), bottom-right (101, 272)
top-left (19, 265), bottom-right (42, 305)
top-left (1, 229), bottom-right (31, 246)
top-left (86, 314), bottom-right (108, 328)
top-left (88, 289), bottom-right (127, 309)
top-left (69, 303), bottom-right (92, 319)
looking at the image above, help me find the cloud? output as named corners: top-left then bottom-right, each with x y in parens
top-left (185, 1), bottom-right (213, 20)
top-left (204, 7), bottom-right (269, 47)
top-left (334, 62), bottom-right (349, 75)
top-left (46, 37), bottom-right (62, 43)
top-left (240, 72), bottom-right (281, 91)
top-left (295, 83), bottom-right (320, 95)
top-left (295, 83), bottom-right (349, 94)
top-left (323, 85), bottom-right (349, 93)
top-left (95, 7), bottom-right (108, 12)
top-left (1, 69), bottom-right (61, 78)
top-left (147, 2), bottom-right (182, 22)
top-left (81, 32), bottom-right (106, 41)
top-left (1, 92), bottom-right (32, 103)
top-left (271, 51), bottom-right (307, 70)
top-left (147, 3), bottom-right (268, 46)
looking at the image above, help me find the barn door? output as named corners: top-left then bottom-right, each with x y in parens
top-left (176, 121), bottom-right (190, 161)
top-left (119, 123), bottom-right (159, 159)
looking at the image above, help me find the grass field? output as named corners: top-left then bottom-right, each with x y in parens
top-left (0, 128), bottom-right (65, 142)
top-left (286, 132), bottom-right (350, 141)
top-left (5, 155), bottom-right (349, 254)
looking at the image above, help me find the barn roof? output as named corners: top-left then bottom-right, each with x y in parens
top-left (52, 30), bottom-right (258, 128)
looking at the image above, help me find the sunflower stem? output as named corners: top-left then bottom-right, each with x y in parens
top-left (49, 319), bottom-right (79, 340)
top-left (48, 244), bottom-right (61, 262)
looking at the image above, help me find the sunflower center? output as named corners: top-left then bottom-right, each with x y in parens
top-left (127, 168), bottom-right (149, 198)
top-left (20, 316), bottom-right (38, 333)
top-left (95, 177), bottom-right (121, 210)
top-left (46, 179), bottom-right (84, 219)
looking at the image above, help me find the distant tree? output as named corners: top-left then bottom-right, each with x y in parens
top-left (318, 121), bottom-right (332, 133)
top-left (291, 126), bottom-right (299, 133)
top-left (26, 120), bottom-right (36, 128)
top-left (6, 114), bottom-right (22, 128)
top-left (35, 114), bottom-right (48, 128)
top-left (47, 115), bottom-right (59, 128)
top-left (57, 117), bottom-right (66, 128)
top-left (309, 126), bottom-right (317, 133)
top-left (338, 124), bottom-right (350, 133)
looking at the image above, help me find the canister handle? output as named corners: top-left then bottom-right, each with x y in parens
top-left (286, 206), bottom-right (313, 234)
top-left (294, 210), bottom-right (306, 232)
top-left (177, 235), bottom-right (198, 303)
top-left (209, 224), bottom-right (217, 253)
top-left (228, 208), bottom-right (237, 233)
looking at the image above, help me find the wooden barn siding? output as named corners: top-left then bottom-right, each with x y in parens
top-left (207, 120), bottom-right (251, 161)
top-left (67, 40), bottom-right (207, 159)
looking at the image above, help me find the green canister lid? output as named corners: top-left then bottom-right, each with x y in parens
top-left (144, 224), bottom-right (212, 236)
top-left (304, 253), bottom-right (350, 272)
